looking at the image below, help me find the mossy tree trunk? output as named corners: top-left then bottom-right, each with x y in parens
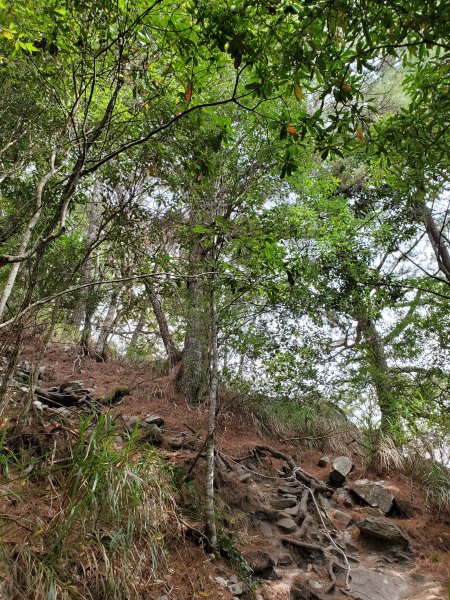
top-left (358, 316), bottom-right (401, 434)
top-left (179, 235), bottom-right (210, 404)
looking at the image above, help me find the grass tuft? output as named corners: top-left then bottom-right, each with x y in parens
top-left (243, 393), bottom-right (361, 454)
top-left (0, 414), bottom-right (176, 599)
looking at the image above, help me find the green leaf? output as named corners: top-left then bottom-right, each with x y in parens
top-left (294, 83), bottom-right (303, 101)
top-left (192, 225), bottom-right (210, 234)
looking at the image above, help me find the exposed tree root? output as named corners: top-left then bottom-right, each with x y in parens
top-left (282, 537), bottom-right (347, 594)
top-left (252, 443), bottom-right (353, 595)
top-left (297, 487), bottom-right (313, 537)
top-left (254, 445), bottom-right (333, 493)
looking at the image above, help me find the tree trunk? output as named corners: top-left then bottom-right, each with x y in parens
top-left (97, 285), bottom-right (121, 360)
top-left (205, 289), bottom-right (218, 547)
top-left (413, 196), bottom-right (450, 282)
top-left (72, 191), bottom-right (100, 328)
top-left (358, 316), bottom-right (400, 434)
top-left (129, 301), bottom-right (148, 347)
top-left (144, 282), bottom-right (182, 368)
top-left (0, 149), bottom-right (58, 322)
top-left (179, 236), bottom-right (210, 403)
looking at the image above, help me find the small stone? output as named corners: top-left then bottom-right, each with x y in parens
top-left (277, 552), bottom-right (293, 566)
top-left (124, 415), bottom-right (141, 429)
top-left (336, 531), bottom-right (352, 545)
top-left (318, 455), bottom-right (330, 467)
top-left (135, 425), bottom-right (163, 445)
top-left (334, 488), bottom-right (354, 508)
top-left (228, 582), bottom-right (244, 596)
top-left (310, 580), bottom-right (323, 590)
top-left (283, 504), bottom-right (300, 517)
top-left (229, 575), bottom-right (238, 584)
top-left (60, 380), bottom-right (84, 392)
top-left (331, 509), bottom-right (353, 528)
top-left (167, 434), bottom-right (191, 449)
top-left (239, 473), bottom-right (252, 483)
top-left (215, 576), bottom-right (228, 588)
top-left (329, 456), bottom-right (353, 485)
top-left (156, 596), bottom-right (168, 600)
top-left (318, 495), bottom-right (332, 511)
top-left (271, 497), bottom-right (297, 509)
top-left (144, 414), bottom-right (164, 427)
top-left (276, 517), bottom-right (297, 533)
top-left (56, 407), bottom-right (71, 417)
top-left (362, 507), bottom-right (384, 518)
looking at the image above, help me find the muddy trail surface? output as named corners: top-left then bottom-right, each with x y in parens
top-left (6, 343), bottom-right (450, 599)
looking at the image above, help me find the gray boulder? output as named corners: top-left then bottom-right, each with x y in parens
top-left (329, 456), bottom-right (353, 485)
top-left (357, 517), bottom-right (410, 548)
top-left (350, 479), bottom-right (394, 514)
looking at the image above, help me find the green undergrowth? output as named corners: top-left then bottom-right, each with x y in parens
top-left (239, 390), bottom-right (361, 454)
top-left (366, 433), bottom-right (450, 516)
top-left (0, 415), bottom-right (176, 600)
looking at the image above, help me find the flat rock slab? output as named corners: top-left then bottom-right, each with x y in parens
top-left (283, 504), bottom-right (300, 517)
top-left (350, 479), bottom-right (394, 514)
top-left (357, 517), bottom-right (410, 548)
top-left (329, 456), bottom-right (353, 485)
top-left (271, 497), bottom-right (297, 509)
top-left (348, 567), bottom-right (411, 600)
top-left (278, 484), bottom-right (303, 495)
top-left (276, 517), bottom-right (298, 533)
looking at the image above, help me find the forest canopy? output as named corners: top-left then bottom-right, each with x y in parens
top-left (0, 0), bottom-right (449, 480)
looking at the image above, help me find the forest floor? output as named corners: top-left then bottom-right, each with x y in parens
top-left (2, 341), bottom-right (450, 600)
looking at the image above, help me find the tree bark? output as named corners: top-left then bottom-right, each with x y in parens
top-left (179, 236), bottom-right (210, 403)
top-left (413, 196), bottom-right (450, 283)
top-left (0, 149), bottom-right (58, 322)
top-left (205, 289), bottom-right (218, 547)
top-left (144, 282), bottom-right (182, 368)
top-left (72, 190), bottom-right (100, 328)
top-left (96, 285), bottom-right (121, 360)
top-left (129, 301), bottom-right (148, 347)
top-left (358, 316), bottom-right (400, 434)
